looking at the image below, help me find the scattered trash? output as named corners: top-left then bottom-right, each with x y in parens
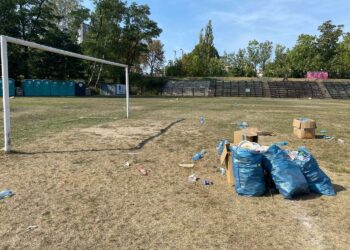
top-left (202, 179), bottom-right (214, 185)
top-left (188, 174), bottom-right (199, 183)
top-left (192, 150), bottom-right (206, 161)
top-left (217, 140), bottom-right (229, 156)
top-left (323, 136), bottom-right (335, 140)
top-left (219, 167), bottom-right (226, 176)
top-left (27, 225), bottom-right (38, 231)
top-left (199, 116), bottom-right (205, 126)
top-left (124, 161), bottom-right (131, 167)
top-left (0, 189), bottom-right (13, 200)
top-left (239, 121), bottom-right (249, 141)
top-left (319, 129), bottom-right (327, 134)
top-left (179, 163), bottom-right (194, 168)
top-left (238, 141), bottom-right (268, 152)
top-left (137, 165), bottom-right (148, 176)
top-left (338, 139), bottom-right (345, 144)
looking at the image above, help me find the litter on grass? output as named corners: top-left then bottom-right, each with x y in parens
top-left (27, 225), bottom-right (38, 231)
top-left (218, 138), bottom-right (336, 199)
top-left (179, 163), bottom-right (195, 168)
top-left (202, 180), bottom-right (214, 185)
top-left (188, 174), bottom-right (199, 183)
top-left (192, 150), bottom-right (206, 161)
top-left (0, 189), bottom-right (13, 200)
top-left (137, 165), bottom-right (148, 176)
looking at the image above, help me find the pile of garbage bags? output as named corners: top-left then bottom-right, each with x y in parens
top-left (219, 140), bottom-right (336, 199)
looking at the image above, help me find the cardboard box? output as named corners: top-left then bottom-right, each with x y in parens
top-left (233, 127), bottom-right (259, 145)
top-left (220, 143), bottom-right (235, 186)
top-left (293, 127), bottom-right (315, 139)
top-left (293, 118), bottom-right (316, 139)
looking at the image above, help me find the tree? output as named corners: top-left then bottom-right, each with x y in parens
top-left (170, 20), bottom-right (222, 77)
top-left (82, 0), bottom-right (126, 85)
top-left (265, 44), bottom-right (290, 78)
top-left (223, 49), bottom-right (253, 77)
top-left (288, 34), bottom-right (321, 77)
top-left (317, 20), bottom-right (343, 71)
top-left (259, 41), bottom-right (273, 72)
top-left (120, 3), bottom-right (162, 72)
top-left (332, 32), bottom-right (350, 78)
top-left (142, 40), bottom-right (165, 76)
top-left (247, 40), bottom-right (260, 75)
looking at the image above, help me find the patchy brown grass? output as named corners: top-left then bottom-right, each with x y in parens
top-left (0, 97), bottom-right (349, 249)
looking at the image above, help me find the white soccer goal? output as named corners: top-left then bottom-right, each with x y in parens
top-left (1, 35), bottom-right (130, 153)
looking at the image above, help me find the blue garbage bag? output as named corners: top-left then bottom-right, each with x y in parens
top-left (231, 146), bottom-right (266, 196)
top-left (293, 147), bottom-right (336, 196)
top-left (262, 145), bottom-right (309, 199)
top-left (217, 140), bottom-right (229, 157)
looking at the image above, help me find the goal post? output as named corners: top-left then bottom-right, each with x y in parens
top-left (1, 35), bottom-right (130, 153)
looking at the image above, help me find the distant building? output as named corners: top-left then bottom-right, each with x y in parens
top-left (77, 23), bottom-right (89, 44)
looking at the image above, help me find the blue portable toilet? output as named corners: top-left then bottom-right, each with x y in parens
top-left (32, 80), bottom-right (42, 96)
top-left (50, 80), bottom-right (59, 96)
top-left (22, 79), bottom-right (34, 96)
top-left (58, 81), bottom-right (66, 96)
top-left (42, 80), bottom-right (51, 96)
top-left (0, 79), bottom-right (15, 97)
top-left (75, 82), bottom-right (86, 96)
top-left (66, 81), bottom-right (75, 96)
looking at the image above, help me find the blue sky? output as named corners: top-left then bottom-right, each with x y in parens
top-left (83, 0), bottom-right (350, 61)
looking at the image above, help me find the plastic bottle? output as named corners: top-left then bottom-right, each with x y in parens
top-left (192, 150), bottom-right (206, 161)
top-left (0, 189), bottom-right (13, 200)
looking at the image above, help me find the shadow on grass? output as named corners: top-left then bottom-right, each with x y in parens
top-left (261, 184), bottom-right (346, 201)
top-left (296, 184), bottom-right (346, 200)
top-left (10, 118), bottom-right (186, 155)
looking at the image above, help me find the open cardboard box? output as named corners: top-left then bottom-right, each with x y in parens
top-left (293, 118), bottom-right (317, 139)
top-left (233, 127), bottom-right (275, 145)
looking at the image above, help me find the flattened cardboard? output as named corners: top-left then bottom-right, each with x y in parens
top-left (226, 154), bottom-right (234, 186)
top-left (219, 143), bottom-right (235, 186)
top-left (220, 145), bottom-right (228, 165)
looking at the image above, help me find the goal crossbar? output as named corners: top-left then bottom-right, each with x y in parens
top-left (1, 35), bottom-right (130, 153)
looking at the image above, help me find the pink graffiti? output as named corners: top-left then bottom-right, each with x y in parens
top-left (306, 72), bottom-right (329, 80)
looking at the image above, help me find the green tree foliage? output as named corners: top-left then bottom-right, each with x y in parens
top-left (166, 20), bottom-right (225, 77)
top-left (0, 0), bottom-right (162, 86)
top-left (83, 1), bottom-right (161, 85)
top-left (332, 33), bottom-right (350, 78)
top-left (0, 0), bottom-right (87, 80)
top-left (223, 49), bottom-right (254, 77)
top-left (317, 20), bottom-right (343, 70)
top-left (265, 44), bottom-right (290, 78)
top-left (141, 40), bottom-right (165, 76)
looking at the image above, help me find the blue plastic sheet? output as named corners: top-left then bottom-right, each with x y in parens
top-left (262, 145), bottom-right (309, 199)
top-left (293, 147), bottom-right (336, 196)
top-left (231, 146), bottom-right (266, 196)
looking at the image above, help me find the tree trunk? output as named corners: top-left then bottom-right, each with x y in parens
top-left (95, 63), bottom-right (104, 88)
top-left (87, 62), bottom-right (97, 86)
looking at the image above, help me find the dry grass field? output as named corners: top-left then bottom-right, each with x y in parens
top-left (0, 97), bottom-right (349, 249)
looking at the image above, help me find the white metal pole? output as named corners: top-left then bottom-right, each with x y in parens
top-left (125, 67), bottom-right (129, 119)
top-left (1, 36), bottom-right (11, 152)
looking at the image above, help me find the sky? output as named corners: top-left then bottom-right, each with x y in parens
top-left (83, 0), bottom-right (350, 61)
